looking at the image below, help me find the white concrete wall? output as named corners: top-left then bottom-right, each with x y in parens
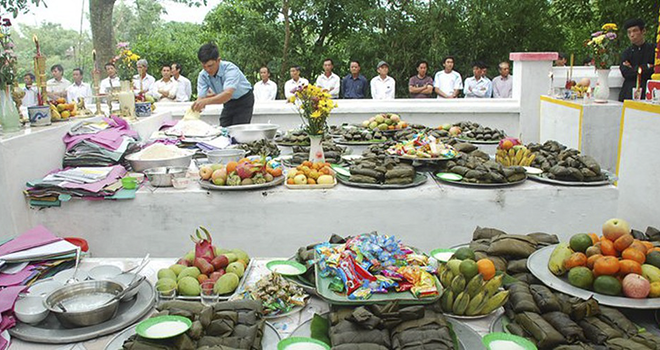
top-left (617, 101), bottom-right (660, 229)
top-left (29, 181), bottom-right (618, 257)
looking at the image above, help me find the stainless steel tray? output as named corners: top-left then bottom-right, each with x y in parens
top-left (10, 281), bottom-right (155, 344)
top-left (198, 176), bottom-right (284, 191)
top-left (528, 172), bottom-right (611, 186)
top-left (176, 259), bottom-right (254, 301)
top-left (290, 312), bottom-right (484, 350)
top-left (528, 245), bottom-right (660, 309)
top-left (455, 137), bottom-right (503, 145)
top-left (104, 318), bottom-right (281, 350)
top-left (431, 172), bottom-right (527, 188)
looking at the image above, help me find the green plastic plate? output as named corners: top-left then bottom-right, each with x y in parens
top-left (266, 260), bottom-right (307, 276)
top-left (430, 248), bottom-right (457, 262)
top-left (482, 332), bottom-right (537, 350)
top-left (278, 337), bottom-right (330, 350)
top-left (135, 315), bottom-right (192, 339)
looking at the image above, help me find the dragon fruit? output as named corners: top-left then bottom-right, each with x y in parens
top-left (235, 160), bottom-right (255, 179)
top-left (498, 137), bottom-right (522, 150)
top-left (190, 226), bottom-right (215, 263)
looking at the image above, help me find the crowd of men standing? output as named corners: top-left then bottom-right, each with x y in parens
top-left (253, 57), bottom-right (513, 101)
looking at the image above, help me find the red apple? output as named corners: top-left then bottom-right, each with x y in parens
top-left (602, 218), bottom-right (631, 242)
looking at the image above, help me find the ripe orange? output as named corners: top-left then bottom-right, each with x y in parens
top-left (593, 256), bottom-right (620, 277)
top-left (622, 247), bottom-right (646, 265)
top-left (476, 259), bottom-right (496, 281)
top-left (613, 234), bottom-right (633, 252)
top-left (587, 254), bottom-right (603, 269)
top-left (307, 178), bottom-right (316, 185)
top-left (286, 178), bottom-right (294, 185)
top-left (564, 252), bottom-right (588, 270)
top-left (587, 233), bottom-right (599, 245)
top-left (618, 259), bottom-right (643, 276)
top-left (630, 240), bottom-right (648, 255)
top-left (226, 161), bottom-right (238, 173)
top-left (641, 241), bottom-right (654, 251)
top-left (600, 238), bottom-right (617, 257)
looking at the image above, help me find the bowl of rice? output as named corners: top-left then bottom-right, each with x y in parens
top-left (126, 143), bottom-right (195, 172)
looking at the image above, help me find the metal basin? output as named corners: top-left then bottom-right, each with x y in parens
top-left (226, 123), bottom-right (279, 143)
top-left (143, 167), bottom-right (188, 187)
top-left (204, 149), bottom-right (246, 164)
top-left (125, 150), bottom-right (194, 172)
top-left (44, 280), bottom-right (124, 328)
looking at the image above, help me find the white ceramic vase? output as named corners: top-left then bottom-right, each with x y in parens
top-left (594, 69), bottom-right (610, 103)
top-left (308, 134), bottom-right (325, 163)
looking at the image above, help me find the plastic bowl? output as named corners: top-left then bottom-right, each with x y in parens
top-left (27, 280), bottom-right (64, 297)
top-left (89, 265), bottom-right (122, 281)
top-left (121, 177), bottom-right (137, 189)
top-left (171, 176), bottom-right (191, 189)
top-left (14, 296), bottom-right (49, 324)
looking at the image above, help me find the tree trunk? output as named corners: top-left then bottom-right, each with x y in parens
top-left (280, 0), bottom-right (291, 84)
top-left (90, 0), bottom-right (117, 66)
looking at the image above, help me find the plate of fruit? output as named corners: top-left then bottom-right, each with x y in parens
top-left (284, 161), bottom-right (337, 189)
top-left (155, 227), bottom-right (252, 301)
top-left (361, 113), bottom-right (409, 134)
top-left (198, 157), bottom-right (285, 190)
top-left (529, 218), bottom-right (660, 308)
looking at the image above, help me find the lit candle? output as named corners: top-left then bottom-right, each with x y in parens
top-left (637, 66), bottom-right (642, 91)
top-left (32, 34), bottom-right (40, 56)
top-left (92, 49), bottom-right (98, 72)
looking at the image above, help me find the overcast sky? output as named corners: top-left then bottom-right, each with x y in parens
top-left (12, 0), bottom-right (222, 31)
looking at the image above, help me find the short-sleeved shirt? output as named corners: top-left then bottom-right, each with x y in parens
top-left (315, 73), bottom-right (340, 98)
top-left (433, 70), bottom-right (463, 98)
top-left (408, 75), bottom-right (434, 98)
top-left (197, 61), bottom-right (252, 100)
top-left (46, 78), bottom-right (71, 95)
top-left (132, 74), bottom-right (155, 93)
top-left (370, 76), bottom-right (396, 100)
top-left (492, 75), bottom-right (512, 98)
top-left (254, 80), bottom-right (278, 101)
top-left (341, 74), bottom-right (368, 99)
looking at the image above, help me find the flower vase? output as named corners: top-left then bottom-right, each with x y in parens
top-left (308, 134), bottom-right (325, 163)
top-left (0, 86), bottom-right (21, 133)
top-left (118, 80), bottom-right (136, 119)
top-left (594, 69), bottom-right (610, 103)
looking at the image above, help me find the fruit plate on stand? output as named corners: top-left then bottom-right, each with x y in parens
top-left (198, 176), bottom-right (285, 191)
top-left (431, 172), bottom-right (527, 188)
top-left (289, 312), bottom-right (484, 350)
top-left (10, 282), bottom-right (155, 344)
top-left (335, 172), bottom-right (428, 189)
top-left (176, 260), bottom-right (254, 301)
top-left (389, 154), bottom-right (455, 162)
top-left (104, 320), bottom-right (281, 350)
top-left (528, 245), bottom-right (660, 309)
top-left (455, 137), bottom-right (503, 145)
top-left (528, 172), bottom-right (613, 187)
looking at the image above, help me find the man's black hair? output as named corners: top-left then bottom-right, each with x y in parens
top-left (323, 58), bottom-right (334, 65)
top-left (350, 60), bottom-right (360, 66)
top-left (259, 66), bottom-right (270, 74)
top-left (417, 60), bottom-right (429, 68)
top-left (473, 61), bottom-right (488, 69)
top-left (171, 62), bottom-right (182, 74)
top-left (50, 64), bottom-right (64, 72)
top-left (24, 72), bottom-right (35, 80)
top-left (624, 18), bottom-right (646, 31)
top-left (558, 52), bottom-right (566, 60)
top-left (105, 62), bottom-right (115, 68)
top-left (72, 68), bottom-right (83, 75)
top-left (197, 42), bottom-right (219, 63)
top-left (442, 56), bottom-right (455, 64)
top-left (290, 65), bottom-right (301, 71)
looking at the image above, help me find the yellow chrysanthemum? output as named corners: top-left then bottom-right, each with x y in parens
top-left (311, 110), bottom-right (322, 118)
top-left (602, 23), bottom-right (618, 31)
top-left (130, 54), bottom-right (139, 61)
top-left (287, 96), bottom-right (296, 103)
top-left (593, 35), bottom-right (606, 45)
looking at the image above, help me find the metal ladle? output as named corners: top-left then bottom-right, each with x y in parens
top-left (65, 247), bottom-right (82, 285)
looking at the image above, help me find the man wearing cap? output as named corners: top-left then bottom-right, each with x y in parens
top-left (370, 61), bottom-right (396, 100)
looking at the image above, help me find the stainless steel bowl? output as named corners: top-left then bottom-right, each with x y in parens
top-left (125, 150), bottom-right (194, 172)
top-left (44, 280), bottom-right (124, 328)
top-left (204, 149), bottom-right (246, 164)
top-left (143, 167), bottom-right (188, 187)
top-left (226, 123), bottom-right (279, 143)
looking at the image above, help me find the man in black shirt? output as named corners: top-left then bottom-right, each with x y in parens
top-left (619, 18), bottom-right (654, 101)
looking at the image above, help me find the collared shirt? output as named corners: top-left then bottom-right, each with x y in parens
top-left (284, 78), bottom-right (309, 99)
top-left (253, 79), bottom-right (277, 101)
top-left (492, 75), bottom-right (512, 98)
top-left (66, 82), bottom-right (93, 104)
top-left (433, 70), bottom-right (463, 98)
top-left (132, 74), bottom-right (155, 94)
top-left (619, 42), bottom-right (655, 101)
top-left (100, 76), bottom-right (120, 94)
top-left (315, 73), bottom-right (340, 98)
top-left (149, 78), bottom-right (179, 101)
top-left (46, 78), bottom-right (71, 95)
top-left (463, 76), bottom-right (492, 98)
top-left (370, 75), bottom-right (396, 100)
top-left (409, 75), bottom-right (434, 98)
top-left (22, 85), bottom-right (38, 107)
top-left (174, 75), bottom-right (192, 102)
top-left (341, 74), bottom-right (368, 99)
top-left (197, 61), bottom-right (252, 100)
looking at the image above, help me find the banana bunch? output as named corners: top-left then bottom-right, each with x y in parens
top-left (496, 146), bottom-right (535, 167)
top-left (439, 267), bottom-right (509, 316)
top-left (49, 103), bottom-right (62, 121)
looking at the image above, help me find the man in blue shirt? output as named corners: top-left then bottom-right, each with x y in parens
top-left (191, 42), bottom-right (254, 126)
top-left (340, 60), bottom-right (368, 99)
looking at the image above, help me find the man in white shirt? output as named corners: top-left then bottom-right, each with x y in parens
top-left (149, 65), bottom-right (179, 102)
top-left (284, 66), bottom-right (309, 99)
top-left (463, 61), bottom-right (493, 98)
top-left (370, 61), bottom-right (395, 100)
top-left (434, 56), bottom-right (462, 98)
top-left (315, 58), bottom-right (340, 98)
top-left (492, 61), bottom-right (513, 98)
top-left (132, 59), bottom-right (155, 96)
top-left (253, 66), bottom-right (277, 101)
top-left (66, 68), bottom-right (93, 104)
top-left (171, 62), bottom-right (191, 102)
top-left (46, 64), bottom-right (70, 101)
top-left (100, 63), bottom-right (120, 94)
top-left (22, 73), bottom-right (39, 107)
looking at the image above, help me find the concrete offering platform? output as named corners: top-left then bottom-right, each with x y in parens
top-left (539, 95), bottom-right (622, 171)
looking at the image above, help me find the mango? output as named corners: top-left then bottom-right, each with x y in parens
top-left (224, 253), bottom-right (238, 264)
top-left (226, 262), bottom-right (245, 278)
top-left (169, 264), bottom-right (187, 277)
top-left (214, 273), bottom-right (239, 295)
top-left (178, 276), bottom-right (201, 296)
top-left (214, 247), bottom-right (231, 256)
top-left (642, 264), bottom-right (660, 284)
top-left (317, 175), bottom-right (334, 185)
top-left (156, 278), bottom-right (177, 292)
top-left (231, 249), bottom-right (250, 263)
top-left (184, 250), bottom-right (195, 264)
top-left (158, 268), bottom-right (177, 281)
top-left (177, 266), bottom-right (201, 281)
